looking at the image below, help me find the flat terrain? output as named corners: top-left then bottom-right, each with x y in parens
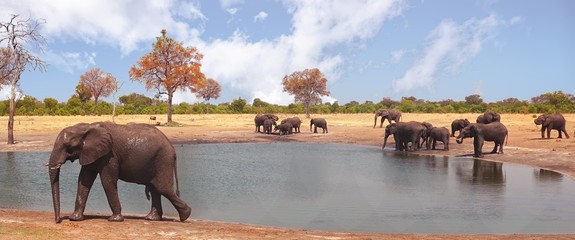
top-left (1, 113), bottom-right (574, 239)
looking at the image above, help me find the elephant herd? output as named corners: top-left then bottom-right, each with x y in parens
top-left (377, 109), bottom-right (570, 158)
top-left (253, 114), bottom-right (328, 135)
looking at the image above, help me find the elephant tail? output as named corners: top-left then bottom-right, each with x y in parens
top-left (145, 185), bottom-right (151, 201)
top-left (174, 156), bottom-right (181, 197)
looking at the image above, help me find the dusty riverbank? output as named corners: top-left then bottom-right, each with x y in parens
top-left (1, 113), bottom-right (574, 239)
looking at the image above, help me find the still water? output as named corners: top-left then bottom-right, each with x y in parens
top-left (1, 143), bottom-right (574, 233)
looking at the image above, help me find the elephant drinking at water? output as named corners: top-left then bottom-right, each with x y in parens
top-left (456, 122), bottom-right (508, 157)
top-left (47, 122), bottom-right (191, 223)
top-left (382, 121), bottom-right (427, 151)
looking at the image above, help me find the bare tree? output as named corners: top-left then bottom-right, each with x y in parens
top-left (195, 78), bottom-right (221, 113)
top-left (0, 14), bottom-right (47, 144)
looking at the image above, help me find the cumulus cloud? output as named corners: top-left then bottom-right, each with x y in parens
top-left (392, 14), bottom-right (507, 93)
top-left (0, 0), bottom-right (205, 55)
top-left (2, 0), bottom-right (407, 105)
top-left (253, 11), bottom-right (268, 22)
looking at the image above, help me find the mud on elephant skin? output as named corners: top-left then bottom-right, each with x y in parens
top-left (47, 122), bottom-right (191, 223)
top-left (456, 122), bottom-right (508, 158)
top-left (373, 109), bottom-right (402, 128)
top-left (534, 113), bottom-right (570, 139)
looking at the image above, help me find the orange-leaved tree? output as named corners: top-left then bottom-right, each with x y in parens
top-left (195, 78), bottom-right (221, 113)
top-left (79, 67), bottom-right (117, 114)
top-left (129, 29), bottom-right (206, 123)
top-left (282, 68), bottom-right (330, 118)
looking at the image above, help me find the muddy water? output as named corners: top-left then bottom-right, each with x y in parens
top-left (1, 143), bottom-right (574, 233)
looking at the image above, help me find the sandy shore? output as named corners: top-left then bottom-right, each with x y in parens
top-left (1, 113), bottom-right (574, 239)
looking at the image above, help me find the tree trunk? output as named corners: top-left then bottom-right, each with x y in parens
top-left (167, 93), bottom-right (173, 123)
top-left (305, 102), bottom-right (310, 118)
top-left (7, 97), bottom-right (15, 144)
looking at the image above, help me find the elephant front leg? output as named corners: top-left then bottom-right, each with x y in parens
top-left (70, 167), bottom-right (98, 221)
top-left (100, 166), bottom-right (124, 222)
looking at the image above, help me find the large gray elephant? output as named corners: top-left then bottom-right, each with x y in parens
top-left (310, 118), bottom-right (328, 133)
top-left (427, 127), bottom-right (450, 150)
top-left (534, 113), bottom-right (570, 139)
top-left (476, 112), bottom-right (501, 124)
top-left (374, 109), bottom-right (402, 128)
top-left (382, 121), bottom-right (426, 151)
top-left (254, 114), bottom-right (279, 133)
top-left (451, 118), bottom-right (470, 137)
top-left (281, 117), bottom-right (302, 133)
top-left (456, 122), bottom-right (508, 157)
top-left (47, 122), bottom-right (191, 223)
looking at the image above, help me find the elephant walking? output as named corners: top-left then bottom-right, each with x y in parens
top-left (534, 113), bottom-right (570, 139)
top-left (374, 109), bottom-right (401, 128)
top-left (47, 122), bottom-right (191, 223)
top-left (310, 118), bottom-right (328, 133)
top-left (456, 122), bottom-right (508, 157)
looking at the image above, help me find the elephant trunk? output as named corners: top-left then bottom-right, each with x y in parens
top-left (48, 148), bottom-right (64, 223)
top-left (49, 167), bottom-right (61, 223)
top-left (382, 134), bottom-right (389, 149)
top-left (456, 136), bottom-right (464, 144)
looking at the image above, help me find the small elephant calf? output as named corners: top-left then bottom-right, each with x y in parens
top-left (275, 122), bottom-right (293, 135)
top-left (310, 118), bottom-right (328, 133)
top-left (427, 127), bottom-right (450, 150)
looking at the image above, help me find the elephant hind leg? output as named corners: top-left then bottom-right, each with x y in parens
top-left (145, 185), bottom-right (163, 221)
top-left (154, 183), bottom-right (191, 222)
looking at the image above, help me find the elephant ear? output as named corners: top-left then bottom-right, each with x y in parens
top-left (543, 116), bottom-right (552, 126)
top-left (79, 125), bottom-right (112, 166)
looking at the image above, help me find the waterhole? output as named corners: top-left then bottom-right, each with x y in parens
top-left (1, 143), bottom-right (574, 233)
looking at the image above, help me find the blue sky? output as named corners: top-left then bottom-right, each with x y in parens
top-left (2, 0), bottom-right (574, 105)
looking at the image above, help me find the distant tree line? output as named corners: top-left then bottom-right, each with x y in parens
top-left (1, 91), bottom-right (574, 116)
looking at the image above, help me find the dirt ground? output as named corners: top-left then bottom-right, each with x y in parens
top-left (1, 113), bottom-right (574, 239)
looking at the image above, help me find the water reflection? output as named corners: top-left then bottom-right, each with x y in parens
top-left (1, 143), bottom-right (575, 234)
top-left (534, 169), bottom-right (563, 182)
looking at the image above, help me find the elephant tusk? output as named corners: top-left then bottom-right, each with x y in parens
top-left (49, 164), bottom-right (62, 170)
top-left (43, 162), bottom-right (49, 166)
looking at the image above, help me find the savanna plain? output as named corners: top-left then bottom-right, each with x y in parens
top-left (1, 113), bottom-right (574, 239)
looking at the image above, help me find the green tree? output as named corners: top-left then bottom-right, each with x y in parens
top-left (230, 97), bottom-right (247, 113)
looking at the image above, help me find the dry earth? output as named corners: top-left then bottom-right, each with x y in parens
top-left (1, 113), bottom-right (574, 239)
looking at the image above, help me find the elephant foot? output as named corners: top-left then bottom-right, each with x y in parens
top-left (108, 214), bottom-right (124, 222)
top-left (145, 210), bottom-right (163, 221)
top-left (69, 212), bottom-right (85, 221)
top-left (178, 205), bottom-right (192, 222)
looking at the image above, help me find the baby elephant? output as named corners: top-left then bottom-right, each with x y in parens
top-left (427, 127), bottom-right (450, 150)
top-left (262, 119), bottom-right (276, 134)
top-left (275, 122), bottom-right (293, 135)
top-left (310, 118), bottom-right (328, 133)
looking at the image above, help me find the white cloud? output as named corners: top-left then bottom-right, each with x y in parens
top-left (220, 0), bottom-right (244, 9)
top-left (226, 8), bottom-right (239, 15)
top-left (2, 0), bottom-right (407, 105)
top-left (44, 51), bottom-right (97, 74)
top-left (390, 50), bottom-right (406, 64)
top-left (0, 0), bottom-right (204, 55)
top-left (253, 11), bottom-right (268, 22)
top-left (392, 14), bottom-right (505, 93)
